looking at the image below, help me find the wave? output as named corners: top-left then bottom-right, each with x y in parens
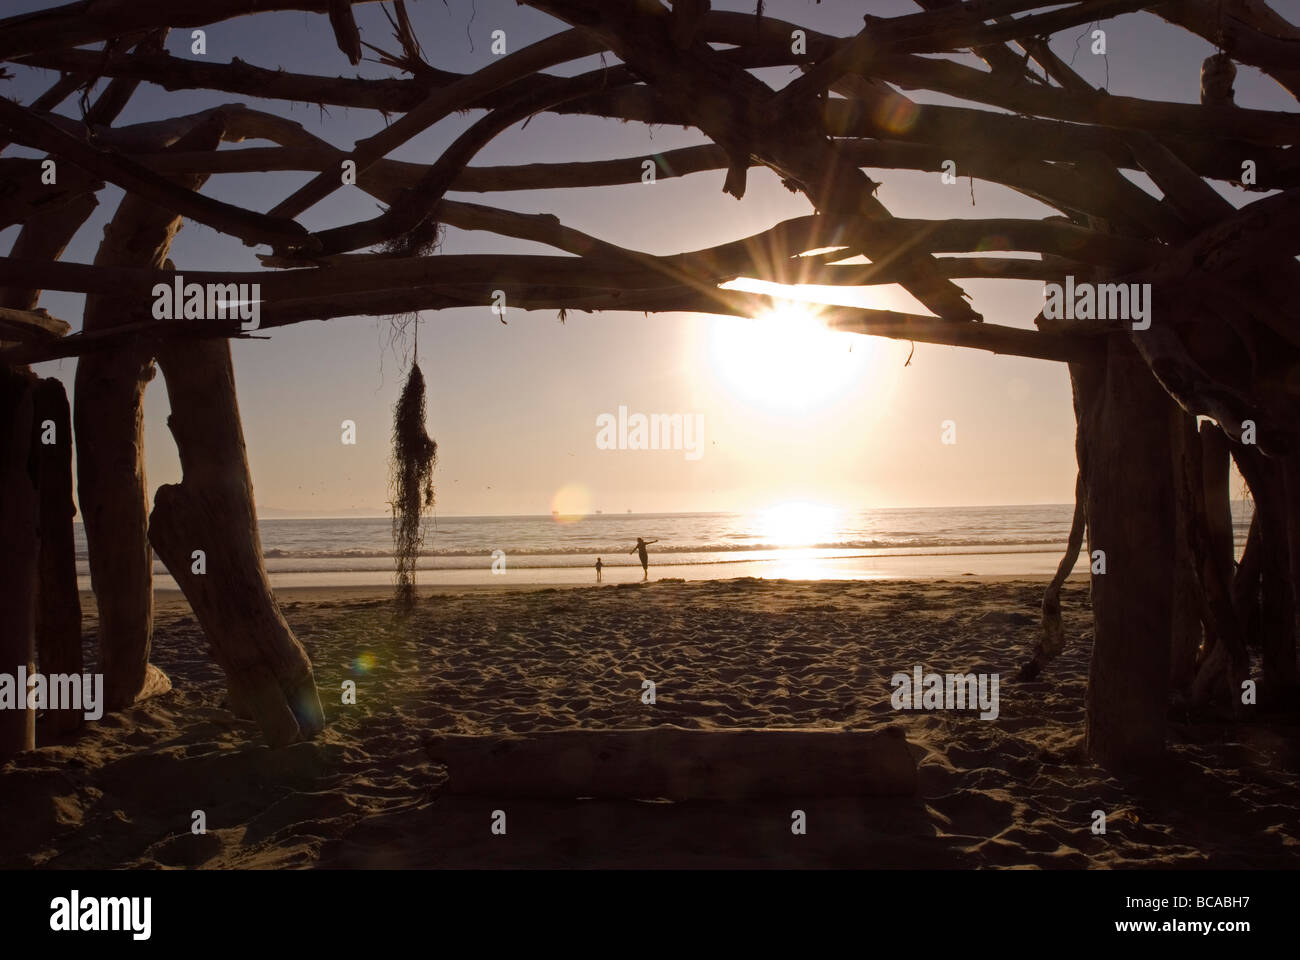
top-left (77, 537), bottom-right (1077, 566)
top-left (97, 545), bottom-right (1077, 577)
top-left (253, 537), bottom-right (1070, 560)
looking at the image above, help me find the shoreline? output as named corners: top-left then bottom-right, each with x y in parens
top-left (80, 549), bottom-right (1092, 593)
top-left (81, 569), bottom-right (1091, 610)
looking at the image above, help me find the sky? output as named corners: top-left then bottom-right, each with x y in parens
top-left (6, 0), bottom-right (1292, 517)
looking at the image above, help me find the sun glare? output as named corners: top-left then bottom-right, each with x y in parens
top-left (757, 501), bottom-right (838, 548)
top-left (706, 301), bottom-right (871, 413)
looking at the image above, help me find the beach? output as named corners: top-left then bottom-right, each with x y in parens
top-left (3, 575), bottom-right (1296, 870)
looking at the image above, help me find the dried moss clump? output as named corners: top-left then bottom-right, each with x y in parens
top-left (390, 362), bottom-right (437, 611)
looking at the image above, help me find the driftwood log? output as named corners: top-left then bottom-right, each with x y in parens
top-left (32, 377), bottom-right (82, 736)
top-left (1233, 443), bottom-right (1300, 699)
top-left (136, 115), bottom-right (325, 745)
top-left (1017, 471), bottom-right (1084, 682)
top-left (149, 333), bottom-right (326, 747)
top-left (0, 367), bottom-right (38, 759)
top-left (1079, 342), bottom-right (1179, 769)
top-left (1235, 513), bottom-right (1264, 648)
top-left (72, 149), bottom-right (194, 711)
top-left (425, 727), bottom-right (917, 800)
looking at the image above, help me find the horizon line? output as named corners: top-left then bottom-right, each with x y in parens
top-left (66, 499), bottom-right (1260, 523)
top-left (69, 502), bottom-right (1082, 523)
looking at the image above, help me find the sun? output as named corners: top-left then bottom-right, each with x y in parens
top-left (757, 501), bottom-right (839, 547)
top-left (706, 301), bottom-right (871, 413)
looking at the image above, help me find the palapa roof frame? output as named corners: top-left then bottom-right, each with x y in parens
top-left (1, 0), bottom-right (1299, 448)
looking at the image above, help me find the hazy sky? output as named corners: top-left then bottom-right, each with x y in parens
top-left (7, 0), bottom-right (1290, 517)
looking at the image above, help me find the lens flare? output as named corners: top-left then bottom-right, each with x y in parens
top-left (550, 483), bottom-right (592, 523)
top-left (976, 234), bottom-right (1011, 253)
top-left (875, 98), bottom-right (919, 135)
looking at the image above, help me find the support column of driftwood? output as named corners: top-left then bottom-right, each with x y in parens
top-left (1233, 444), bottom-right (1300, 700)
top-left (1170, 415), bottom-right (1204, 695)
top-left (74, 115), bottom-right (243, 710)
top-left (1200, 423), bottom-right (1237, 605)
top-left (101, 113), bottom-right (323, 745)
top-left (73, 227), bottom-right (162, 711)
top-left (1234, 513), bottom-right (1263, 648)
top-left (0, 365), bottom-right (38, 759)
top-left (1183, 418), bottom-right (1249, 709)
top-left (1284, 459), bottom-right (1300, 676)
top-left (1079, 340), bottom-right (1179, 769)
top-left (149, 335), bottom-right (326, 747)
top-left (1020, 475), bottom-right (1083, 681)
top-left (32, 377), bottom-right (82, 735)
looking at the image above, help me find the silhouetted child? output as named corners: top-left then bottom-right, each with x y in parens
top-left (595, 557), bottom-right (603, 582)
top-left (630, 537), bottom-right (659, 580)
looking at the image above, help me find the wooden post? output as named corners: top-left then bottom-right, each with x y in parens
top-left (0, 366), bottom-right (38, 759)
top-left (1233, 444), bottom-right (1299, 700)
top-left (149, 336), bottom-right (326, 747)
top-left (72, 116), bottom-right (229, 710)
top-left (1018, 469), bottom-right (1083, 682)
top-left (1079, 340), bottom-right (1178, 769)
top-left (1234, 512), bottom-right (1263, 648)
top-left (1200, 423), bottom-right (1236, 578)
top-left (1284, 457), bottom-right (1300, 681)
top-left (1170, 414), bottom-right (1204, 696)
top-left (32, 377), bottom-right (83, 736)
top-left (72, 254), bottom-right (158, 712)
top-left (1184, 418), bottom-right (1249, 709)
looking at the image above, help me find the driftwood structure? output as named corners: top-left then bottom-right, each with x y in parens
top-left (1, 0), bottom-right (1299, 769)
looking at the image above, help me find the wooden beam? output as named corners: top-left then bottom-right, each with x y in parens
top-left (871, 53), bottom-right (1300, 146)
top-left (266, 29), bottom-right (608, 223)
top-left (0, 158), bottom-right (102, 230)
top-left (299, 65), bottom-right (635, 256)
top-left (0, 0), bottom-right (387, 60)
top-left (14, 48), bottom-right (434, 112)
top-left (0, 307), bottom-right (71, 343)
top-left (0, 99), bottom-right (309, 249)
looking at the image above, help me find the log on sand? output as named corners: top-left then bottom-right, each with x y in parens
top-left (425, 727), bottom-right (917, 800)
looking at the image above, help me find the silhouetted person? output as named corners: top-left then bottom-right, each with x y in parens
top-left (595, 557), bottom-right (603, 582)
top-left (630, 537), bottom-right (658, 580)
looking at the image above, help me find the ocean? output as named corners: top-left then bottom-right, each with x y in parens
top-left (73, 503), bottom-right (1253, 590)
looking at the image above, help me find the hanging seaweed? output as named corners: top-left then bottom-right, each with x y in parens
top-left (389, 335), bottom-right (437, 612)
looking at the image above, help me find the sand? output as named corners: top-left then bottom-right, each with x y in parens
top-left (2, 576), bottom-right (1298, 869)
